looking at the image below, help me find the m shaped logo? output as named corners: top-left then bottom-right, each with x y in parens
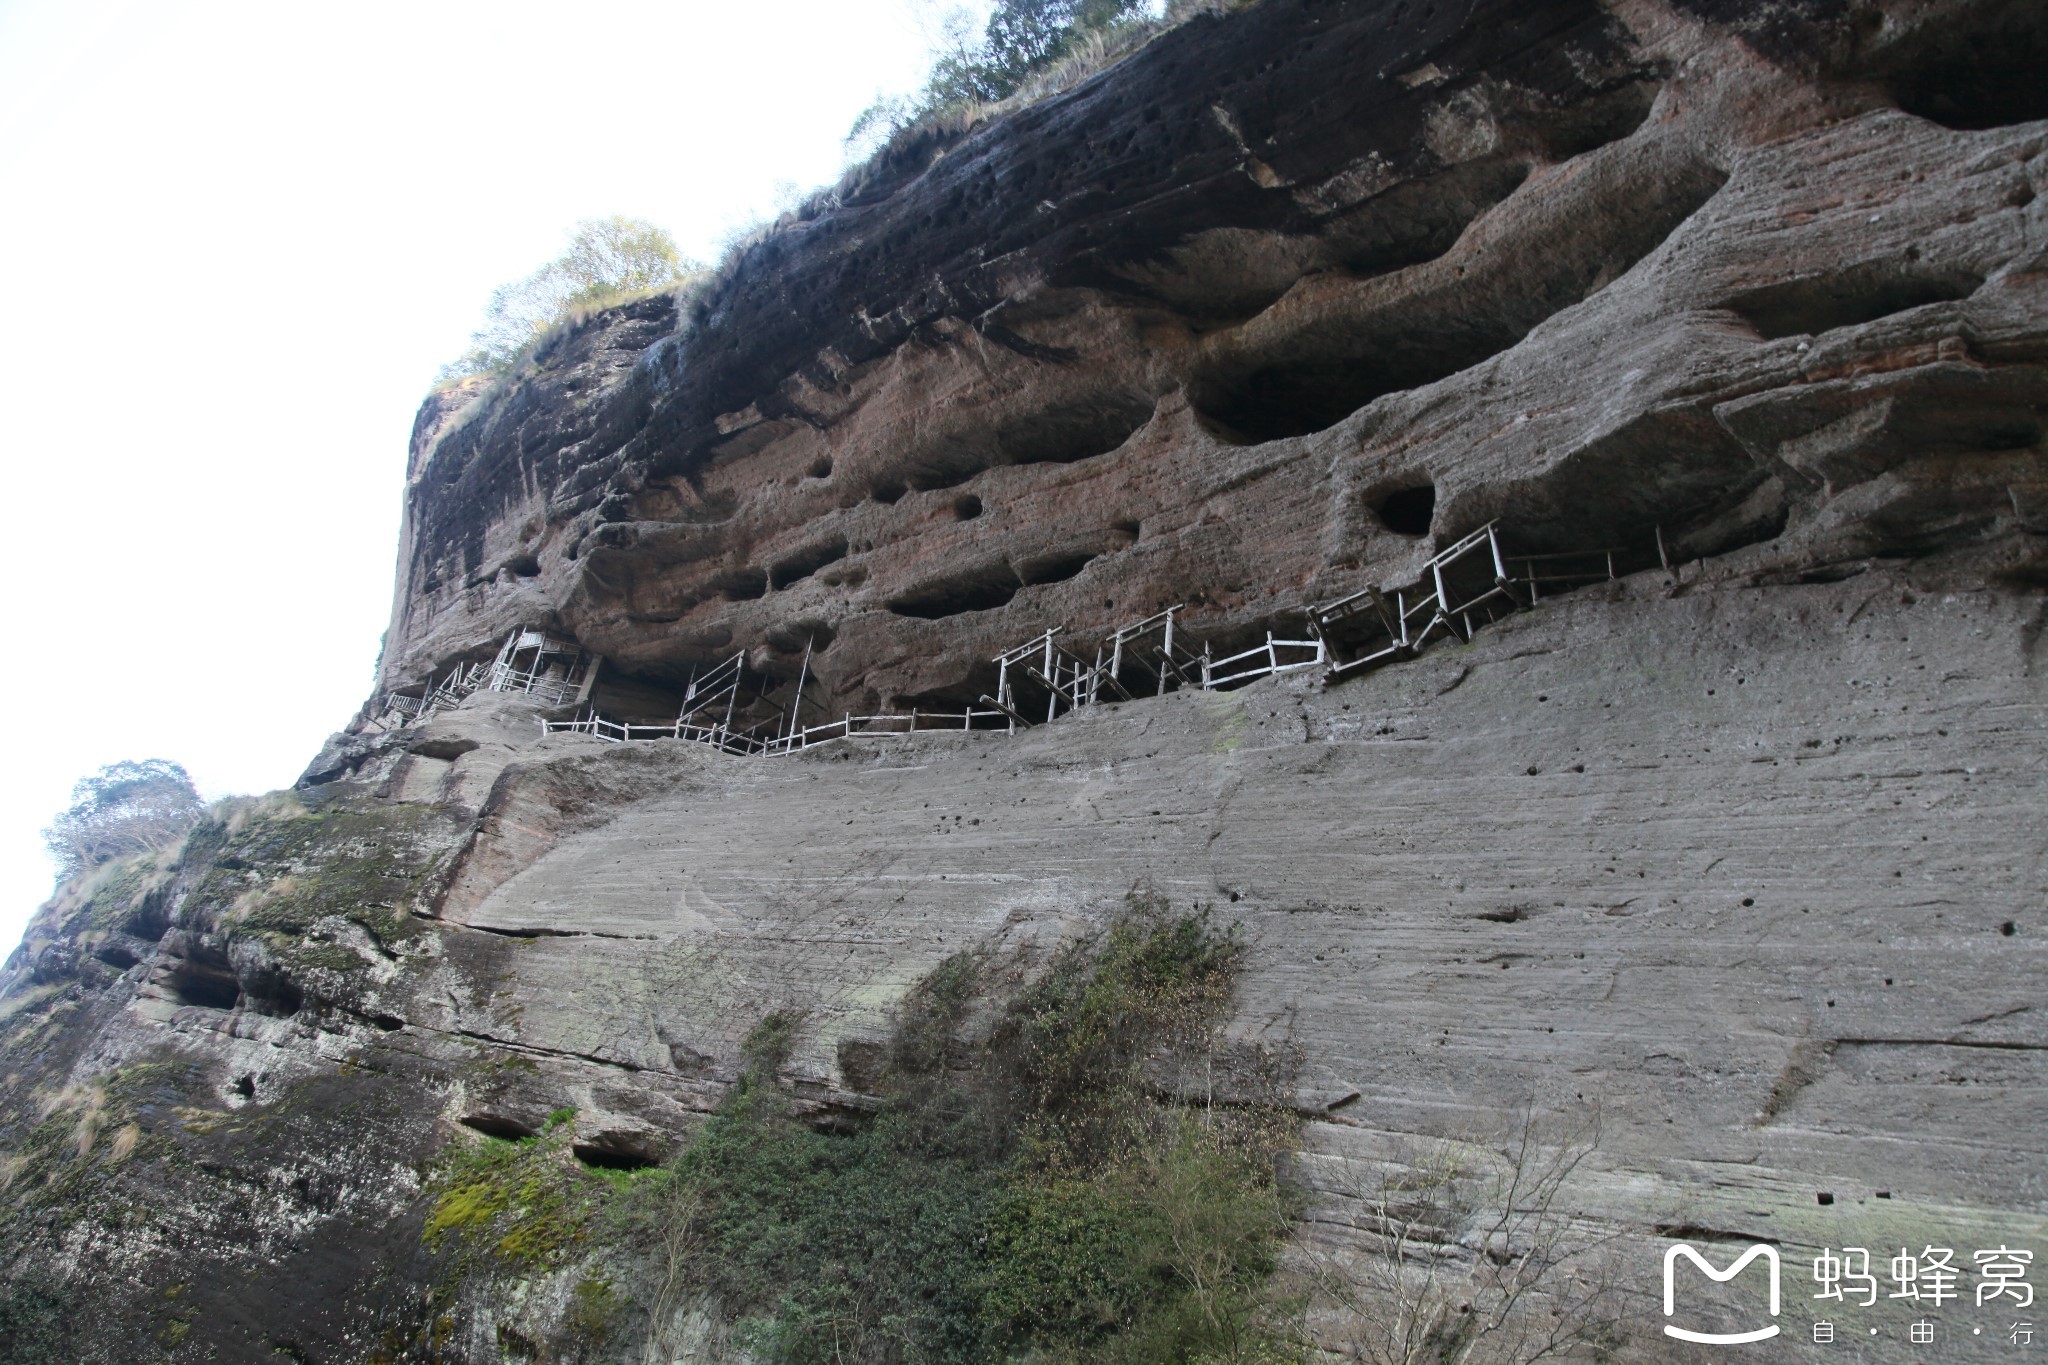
top-left (1663, 1243), bottom-right (1783, 1344)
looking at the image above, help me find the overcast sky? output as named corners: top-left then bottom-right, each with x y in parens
top-left (0, 0), bottom-right (982, 952)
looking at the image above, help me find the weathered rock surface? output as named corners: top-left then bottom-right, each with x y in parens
top-left (373, 0), bottom-right (2047, 736)
top-left (3, 0), bottom-right (2046, 1359)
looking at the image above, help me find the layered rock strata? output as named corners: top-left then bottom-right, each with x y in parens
top-left (375, 0), bottom-right (2048, 737)
top-left (1, 0), bottom-right (2045, 1359)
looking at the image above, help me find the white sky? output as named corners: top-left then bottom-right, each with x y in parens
top-left (0, 0), bottom-right (974, 953)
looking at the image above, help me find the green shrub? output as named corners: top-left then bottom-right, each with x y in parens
top-left (440, 216), bottom-right (702, 381)
top-left (848, 0), bottom-right (1155, 159)
top-left (979, 1175), bottom-right (1147, 1341)
top-left (695, 1116), bottom-right (993, 1362)
top-left (632, 891), bottom-right (1302, 1363)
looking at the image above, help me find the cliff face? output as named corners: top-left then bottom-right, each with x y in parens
top-left (378, 0), bottom-right (2045, 729)
top-left (4, 0), bottom-right (2047, 1360)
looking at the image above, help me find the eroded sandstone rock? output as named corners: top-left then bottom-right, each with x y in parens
top-left (3, 0), bottom-right (2045, 1358)
top-left (370, 0), bottom-right (2046, 743)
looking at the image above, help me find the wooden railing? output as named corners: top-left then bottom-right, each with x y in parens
top-left (1200, 632), bottom-right (1325, 689)
top-left (541, 708), bottom-right (1006, 755)
top-left (429, 521), bottom-right (1658, 757)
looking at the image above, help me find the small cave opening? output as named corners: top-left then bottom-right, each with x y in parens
top-left (895, 675), bottom-right (1012, 728)
top-left (1198, 355), bottom-right (1475, 442)
top-left (952, 493), bottom-right (983, 521)
top-left (460, 1114), bottom-right (537, 1140)
top-left (94, 942), bottom-right (140, 971)
top-left (887, 563), bottom-right (1022, 619)
top-left (1374, 484), bottom-right (1437, 537)
top-left (807, 456), bottom-right (833, 479)
top-left (164, 956), bottom-right (241, 1011)
top-left (763, 617), bottom-right (839, 656)
top-left (503, 552), bottom-right (542, 579)
top-left (586, 662), bottom-right (697, 726)
top-left (241, 971), bottom-right (305, 1019)
top-left (994, 396), bottom-right (1154, 467)
top-left (572, 1143), bottom-right (659, 1171)
top-left (1726, 266), bottom-right (1984, 340)
top-left (1332, 158), bottom-right (1533, 281)
top-left (711, 566), bottom-right (769, 601)
top-left (903, 439), bottom-right (992, 493)
top-left (769, 537), bottom-right (850, 590)
top-left (870, 477), bottom-right (906, 505)
top-left (123, 888), bottom-right (172, 941)
top-left (1016, 549), bottom-right (1100, 587)
top-left (1194, 161), bottom-right (1728, 443)
top-left (1882, 10), bottom-right (2048, 129)
top-left (1524, 79), bottom-right (1661, 161)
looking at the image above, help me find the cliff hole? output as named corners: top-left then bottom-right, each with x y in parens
top-left (952, 494), bottom-right (983, 520)
top-left (241, 971), bottom-right (305, 1018)
top-left (1725, 265), bottom-right (1984, 340)
top-left (896, 396), bottom-right (1153, 493)
top-left (1374, 484), bottom-right (1437, 536)
top-left (460, 1114), bottom-right (537, 1140)
top-left (572, 1142), bottom-right (659, 1171)
top-left (893, 677), bottom-right (1011, 726)
top-left (1015, 548), bottom-right (1100, 587)
top-left (1332, 158), bottom-right (1532, 280)
top-left (1000, 396), bottom-right (1153, 466)
top-left (770, 537), bottom-right (850, 590)
top-left (1881, 11), bottom-right (2048, 129)
top-left (1097, 158), bottom-right (1534, 322)
top-left (711, 566), bottom-right (769, 601)
top-left (887, 562), bottom-right (1022, 619)
top-left (1194, 161), bottom-right (1729, 442)
top-left (887, 534), bottom-right (1112, 618)
top-left (164, 955), bottom-right (240, 1011)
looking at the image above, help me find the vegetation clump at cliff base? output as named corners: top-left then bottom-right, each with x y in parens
top-left (641, 891), bottom-right (1304, 1363)
top-left (409, 894), bottom-right (1302, 1360)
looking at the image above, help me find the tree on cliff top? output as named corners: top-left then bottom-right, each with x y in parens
top-left (930, 0), bottom-right (1150, 105)
top-left (440, 215), bottom-right (700, 381)
top-left (848, 0), bottom-right (1155, 156)
top-left (42, 759), bottom-right (204, 880)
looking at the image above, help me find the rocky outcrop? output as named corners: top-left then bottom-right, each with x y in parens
top-left (377, 0), bottom-right (2046, 735)
top-left (2, 0), bottom-right (2045, 1360)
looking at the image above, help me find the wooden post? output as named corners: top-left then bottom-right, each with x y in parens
top-left (720, 655), bottom-right (740, 738)
top-left (1044, 636), bottom-right (1058, 724)
top-left (1655, 523), bottom-right (1670, 574)
top-left (786, 638), bottom-right (814, 745)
